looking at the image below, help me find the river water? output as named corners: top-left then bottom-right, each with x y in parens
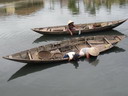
top-left (0, 0), bottom-right (128, 96)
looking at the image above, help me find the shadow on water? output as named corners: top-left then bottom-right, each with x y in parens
top-left (8, 61), bottom-right (67, 81)
top-left (33, 30), bottom-right (124, 43)
top-left (8, 46), bottom-right (125, 81)
top-left (100, 46), bottom-right (125, 55)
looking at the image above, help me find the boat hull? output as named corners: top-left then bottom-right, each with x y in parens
top-left (32, 19), bottom-right (127, 35)
top-left (3, 35), bottom-right (125, 64)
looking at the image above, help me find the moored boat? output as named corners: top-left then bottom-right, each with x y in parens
top-left (3, 35), bottom-right (125, 63)
top-left (32, 19), bottom-right (127, 35)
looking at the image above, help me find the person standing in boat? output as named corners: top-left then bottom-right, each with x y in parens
top-left (67, 20), bottom-right (76, 36)
top-left (79, 47), bottom-right (99, 59)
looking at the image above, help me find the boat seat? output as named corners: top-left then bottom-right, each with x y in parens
top-left (103, 37), bottom-right (111, 44)
top-left (88, 25), bottom-right (94, 29)
top-left (50, 49), bottom-right (61, 54)
top-left (27, 51), bottom-right (39, 60)
top-left (83, 25), bottom-right (89, 29)
top-left (101, 23), bottom-right (108, 27)
top-left (87, 40), bottom-right (105, 45)
top-left (76, 44), bottom-right (89, 51)
top-left (27, 51), bottom-right (33, 60)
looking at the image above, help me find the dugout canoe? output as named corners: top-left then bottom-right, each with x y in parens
top-left (32, 19), bottom-right (127, 35)
top-left (3, 35), bottom-right (125, 63)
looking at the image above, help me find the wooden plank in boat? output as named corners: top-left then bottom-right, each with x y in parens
top-left (103, 37), bottom-right (111, 44)
top-left (27, 51), bottom-right (33, 60)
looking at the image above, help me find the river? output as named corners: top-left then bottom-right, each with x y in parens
top-left (0, 0), bottom-right (128, 96)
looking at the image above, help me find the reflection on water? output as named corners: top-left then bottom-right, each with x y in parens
top-left (15, 0), bottom-right (44, 15)
top-left (0, 0), bottom-right (44, 16)
top-left (83, 0), bottom-right (128, 14)
top-left (8, 46), bottom-right (125, 81)
top-left (0, 0), bottom-right (128, 16)
top-left (68, 0), bottom-right (80, 15)
top-left (33, 30), bottom-right (124, 43)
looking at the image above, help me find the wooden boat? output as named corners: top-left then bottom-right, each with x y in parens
top-left (3, 35), bottom-right (125, 63)
top-left (32, 19), bottom-right (127, 35)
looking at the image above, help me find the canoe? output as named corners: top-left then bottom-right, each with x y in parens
top-left (3, 35), bottom-right (125, 63)
top-left (32, 19), bottom-right (127, 35)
